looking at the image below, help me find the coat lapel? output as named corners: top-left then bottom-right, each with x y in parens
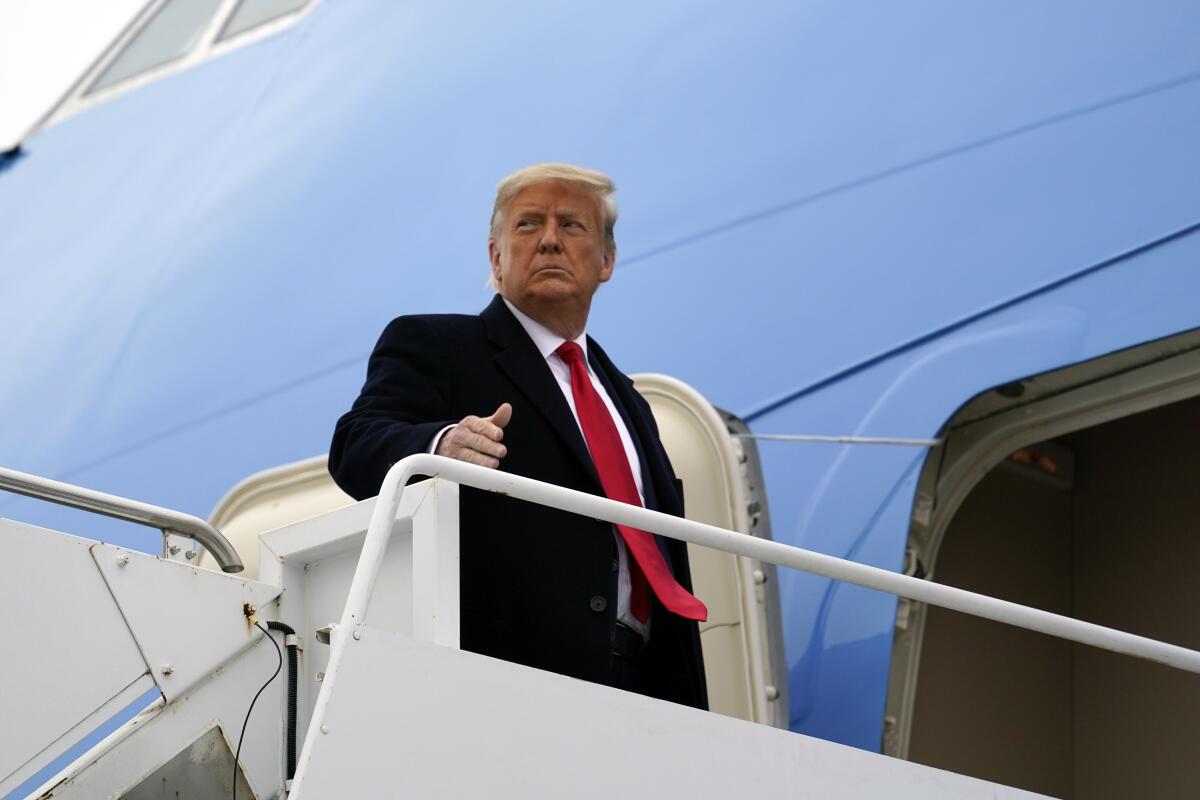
top-left (482, 296), bottom-right (601, 488)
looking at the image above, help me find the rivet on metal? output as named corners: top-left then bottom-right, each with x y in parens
top-left (320, 725), bottom-right (329, 734)
top-left (168, 545), bottom-right (181, 556)
top-left (162, 665), bottom-right (174, 677)
top-left (184, 550), bottom-right (196, 560)
top-left (352, 630), bottom-right (362, 640)
top-left (117, 555), bottom-right (130, 567)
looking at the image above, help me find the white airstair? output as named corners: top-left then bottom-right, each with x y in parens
top-left (0, 455), bottom-right (1051, 800)
top-left (8, 449), bottom-right (1200, 799)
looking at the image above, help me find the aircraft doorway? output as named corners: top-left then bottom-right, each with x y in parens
top-left (884, 329), bottom-right (1200, 799)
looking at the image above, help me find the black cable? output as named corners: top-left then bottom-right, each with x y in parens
top-left (233, 620), bottom-right (283, 800)
top-left (266, 621), bottom-right (299, 781)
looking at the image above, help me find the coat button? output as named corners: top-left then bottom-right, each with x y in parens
top-left (589, 595), bottom-right (608, 613)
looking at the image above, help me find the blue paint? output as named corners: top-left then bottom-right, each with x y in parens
top-left (3, 0), bottom-right (1200, 760)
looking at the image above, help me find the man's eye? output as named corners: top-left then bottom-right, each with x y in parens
top-left (516, 220), bottom-right (537, 229)
top-left (563, 221), bottom-right (582, 229)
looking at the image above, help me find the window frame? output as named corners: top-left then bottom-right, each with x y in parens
top-left (42, 0), bottom-right (317, 133)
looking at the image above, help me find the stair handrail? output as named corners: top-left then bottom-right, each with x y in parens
top-left (0, 464), bottom-right (243, 573)
top-left (343, 453), bottom-right (1200, 675)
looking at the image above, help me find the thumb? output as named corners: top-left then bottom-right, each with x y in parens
top-left (489, 402), bottom-right (513, 428)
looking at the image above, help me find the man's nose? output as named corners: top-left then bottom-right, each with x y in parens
top-left (538, 223), bottom-right (563, 254)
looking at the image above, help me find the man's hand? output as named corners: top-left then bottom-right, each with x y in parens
top-left (435, 403), bottom-right (512, 468)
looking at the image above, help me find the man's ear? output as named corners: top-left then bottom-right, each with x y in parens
top-left (488, 239), bottom-right (503, 285)
top-left (599, 248), bottom-right (616, 283)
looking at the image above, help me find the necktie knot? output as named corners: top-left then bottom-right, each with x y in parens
top-left (555, 341), bottom-right (584, 367)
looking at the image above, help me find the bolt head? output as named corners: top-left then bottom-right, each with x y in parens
top-left (352, 629), bottom-right (362, 640)
top-left (184, 550), bottom-right (196, 560)
top-left (162, 665), bottom-right (174, 677)
top-left (117, 555), bottom-right (130, 567)
top-left (320, 724), bottom-right (329, 734)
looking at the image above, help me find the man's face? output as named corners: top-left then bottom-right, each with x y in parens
top-left (489, 181), bottom-right (615, 314)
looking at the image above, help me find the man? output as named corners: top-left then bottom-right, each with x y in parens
top-left (329, 163), bottom-right (707, 709)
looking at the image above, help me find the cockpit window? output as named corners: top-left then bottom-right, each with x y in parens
top-left (219, 0), bottom-right (312, 41)
top-left (88, 0), bottom-right (223, 94)
top-left (32, 0), bottom-right (320, 139)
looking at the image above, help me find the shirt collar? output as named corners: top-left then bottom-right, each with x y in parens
top-left (502, 297), bottom-right (587, 362)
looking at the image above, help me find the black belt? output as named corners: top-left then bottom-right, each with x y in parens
top-left (612, 622), bottom-right (646, 662)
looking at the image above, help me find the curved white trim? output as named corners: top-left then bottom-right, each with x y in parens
top-left (208, 452), bottom-right (330, 528)
top-left (633, 373), bottom-right (770, 722)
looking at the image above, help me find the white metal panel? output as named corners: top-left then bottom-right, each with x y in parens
top-left (409, 480), bottom-right (459, 647)
top-left (257, 492), bottom-right (376, 577)
top-left (260, 490), bottom-right (420, 647)
top-left (300, 533), bottom-right (415, 639)
top-left (35, 632), bottom-right (287, 800)
top-left (2, 675), bottom-right (157, 800)
top-left (256, 483), bottom-right (438, 756)
top-left (92, 542), bottom-right (281, 701)
top-left (291, 628), bottom-right (1051, 800)
top-left (0, 520), bottom-right (149, 796)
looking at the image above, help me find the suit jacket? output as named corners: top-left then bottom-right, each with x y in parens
top-left (329, 295), bottom-right (707, 709)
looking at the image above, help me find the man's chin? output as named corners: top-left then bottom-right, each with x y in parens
top-left (525, 278), bottom-right (579, 301)
top-left (531, 269), bottom-right (573, 284)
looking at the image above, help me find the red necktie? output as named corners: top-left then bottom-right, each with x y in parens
top-left (556, 341), bottom-right (707, 622)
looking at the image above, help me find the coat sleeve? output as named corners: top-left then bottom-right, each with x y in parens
top-left (329, 316), bottom-right (458, 500)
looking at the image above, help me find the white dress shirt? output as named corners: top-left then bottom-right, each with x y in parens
top-left (429, 298), bottom-right (650, 638)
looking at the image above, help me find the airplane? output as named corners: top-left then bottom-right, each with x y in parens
top-left (3, 1), bottom-right (1200, 797)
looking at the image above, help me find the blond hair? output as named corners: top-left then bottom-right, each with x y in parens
top-left (489, 163), bottom-right (618, 254)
